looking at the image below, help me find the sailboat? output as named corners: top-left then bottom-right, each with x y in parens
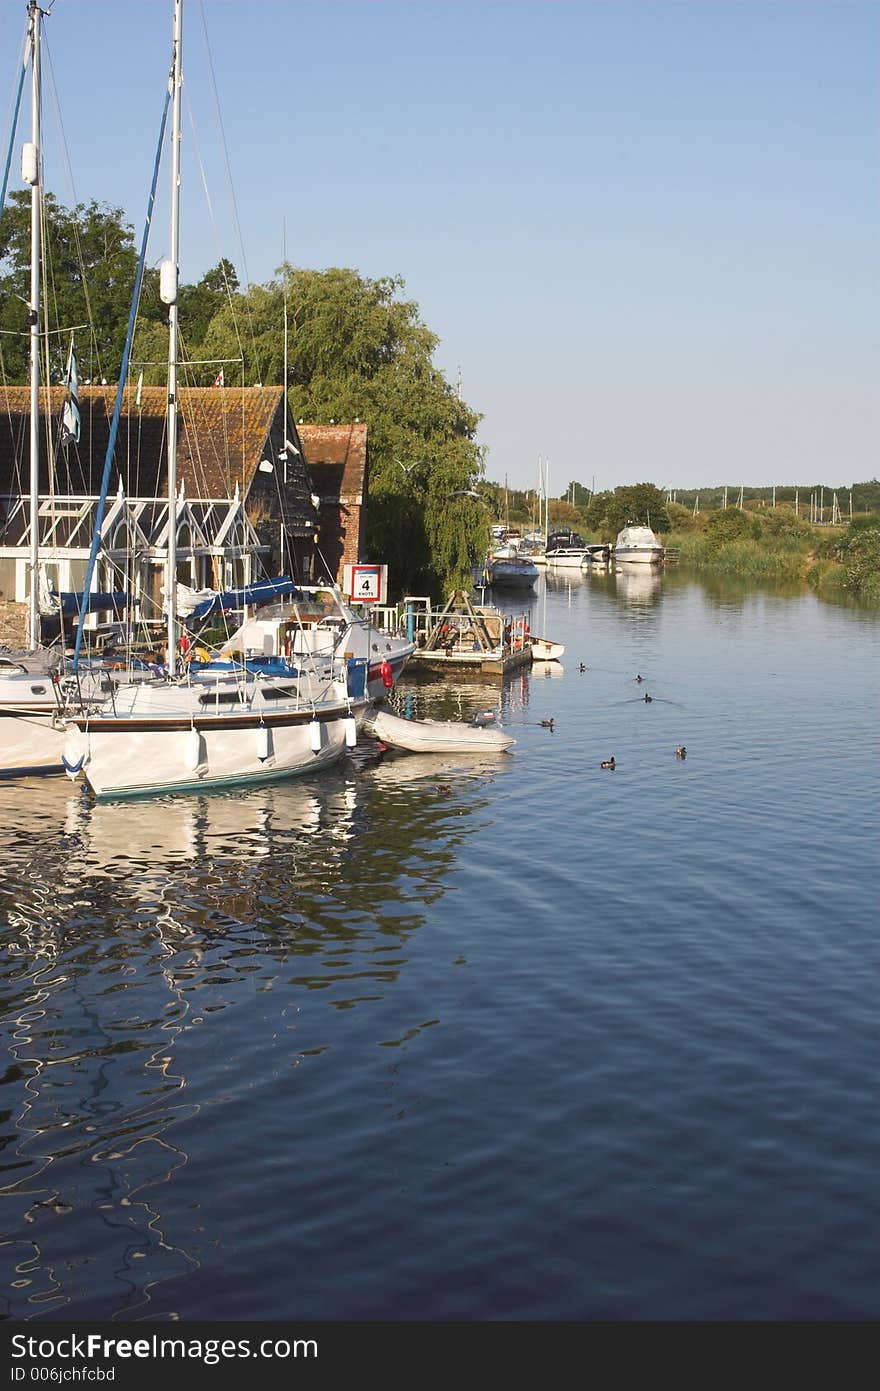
top-left (59, 0), bottom-right (355, 799)
top-left (0, 3), bottom-right (98, 776)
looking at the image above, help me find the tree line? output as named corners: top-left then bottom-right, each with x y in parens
top-left (487, 477), bottom-right (880, 535)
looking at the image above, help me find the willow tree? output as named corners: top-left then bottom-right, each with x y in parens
top-left (195, 266), bottom-right (487, 597)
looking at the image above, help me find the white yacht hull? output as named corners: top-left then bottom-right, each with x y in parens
top-left (62, 671), bottom-right (353, 799)
top-left (366, 650), bottom-right (412, 701)
top-left (614, 548), bottom-right (664, 564)
top-left (0, 707), bottom-right (64, 775)
top-left (67, 709), bottom-right (348, 799)
top-left (0, 665), bottom-right (63, 774)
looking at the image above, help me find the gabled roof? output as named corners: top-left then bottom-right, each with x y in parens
top-left (0, 385), bottom-right (291, 501)
top-left (298, 423), bottom-right (367, 503)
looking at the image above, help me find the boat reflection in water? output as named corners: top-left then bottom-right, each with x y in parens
top-left (614, 562), bottom-right (663, 606)
top-left (0, 749), bottom-right (503, 1320)
top-left (531, 658), bottom-right (565, 678)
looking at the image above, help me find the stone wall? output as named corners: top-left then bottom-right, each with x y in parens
top-left (0, 601), bottom-right (27, 649)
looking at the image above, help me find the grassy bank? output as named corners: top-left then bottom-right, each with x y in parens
top-left (663, 507), bottom-right (880, 605)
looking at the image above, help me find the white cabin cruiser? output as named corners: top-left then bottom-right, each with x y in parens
top-left (213, 584), bottom-right (414, 703)
top-left (614, 524), bottom-right (664, 564)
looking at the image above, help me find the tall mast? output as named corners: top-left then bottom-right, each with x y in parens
top-left (282, 222), bottom-right (288, 484)
top-left (25, 1), bottom-right (42, 650)
top-left (162, 0), bottom-right (183, 676)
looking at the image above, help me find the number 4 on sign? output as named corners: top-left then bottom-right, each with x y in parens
top-left (343, 563), bottom-right (386, 603)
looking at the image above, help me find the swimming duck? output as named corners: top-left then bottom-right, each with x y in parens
top-left (643, 693), bottom-right (653, 703)
top-left (436, 784), bottom-right (452, 795)
top-left (600, 757), bottom-right (616, 770)
top-left (635, 674), bottom-right (644, 683)
top-left (539, 718), bottom-right (555, 730)
top-left (579, 663), bottom-right (587, 673)
top-left (675, 745), bottom-right (686, 759)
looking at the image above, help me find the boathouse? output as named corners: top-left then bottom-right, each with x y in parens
top-left (0, 385), bottom-right (319, 633)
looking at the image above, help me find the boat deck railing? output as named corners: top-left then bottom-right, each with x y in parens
top-left (368, 597), bottom-right (433, 642)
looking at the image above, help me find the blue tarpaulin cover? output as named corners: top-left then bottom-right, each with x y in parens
top-left (53, 591), bottom-right (130, 617)
top-left (189, 576), bottom-right (298, 623)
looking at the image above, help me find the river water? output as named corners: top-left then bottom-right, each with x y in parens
top-left (1, 567), bottom-right (877, 1321)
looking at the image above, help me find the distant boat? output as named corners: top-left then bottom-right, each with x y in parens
top-left (529, 636), bottom-right (565, 661)
top-left (614, 524), bottom-right (665, 564)
top-left (483, 545), bottom-right (539, 588)
top-left (544, 530), bottom-right (610, 568)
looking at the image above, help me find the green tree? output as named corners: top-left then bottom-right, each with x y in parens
top-left (705, 508), bottom-right (757, 546)
top-left (0, 190), bottom-right (139, 382)
top-left (199, 266), bottom-right (486, 596)
top-left (178, 258), bottom-right (239, 351)
top-left (583, 483), bottom-right (670, 537)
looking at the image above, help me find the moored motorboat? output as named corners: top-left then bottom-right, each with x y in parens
top-left (365, 707), bottom-right (515, 754)
top-left (206, 582), bottom-right (414, 703)
top-left (614, 524), bottom-right (664, 564)
top-left (544, 530), bottom-right (610, 568)
top-left (486, 554), bottom-right (538, 588)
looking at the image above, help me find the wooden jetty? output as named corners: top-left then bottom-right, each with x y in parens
top-left (406, 590), bottom-right (533, 678)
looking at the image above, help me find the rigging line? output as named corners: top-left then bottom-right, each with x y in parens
top-left (195, 0), bottom-right (264, 380)
top-left (183, 99), bottom-right (249, 379)
top-left (0, 341), bottom-right (28, 503)
top-left (72, 83), bottom-right (171, 674)
top-left (42, 34), bottom-right (104, 382)
top-left (0, 21), bottom-right (29, 225)
top-left (134, 356), bottom-right (243, 367)
top-left (0, 323), bottom-right (90, 337)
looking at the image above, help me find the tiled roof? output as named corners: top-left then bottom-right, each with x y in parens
top-left (298, 424), bottom-right (367, 502)
top-left (0, 385), bottom-right (290, 501)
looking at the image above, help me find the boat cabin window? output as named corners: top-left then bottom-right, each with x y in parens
top-left (31, 685), bottom-right (47, 695)
top-left (261, 685), bottom-right (301, 701)
top-left (198, 690), bottom-right (244, 705)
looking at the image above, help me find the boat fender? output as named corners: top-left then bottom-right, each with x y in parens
top-left (61, 730), bottom-right (86, 780)
top-left (344, 716), bottom-right (358, 748)
top-left (257, 725), bottom-right (271, 762)
top-left (184, 728), bottom-right (203, 771)
top-left (309, 719), bottom-right (323, 753)
top-left (380, 659), bottom-right (393, 689)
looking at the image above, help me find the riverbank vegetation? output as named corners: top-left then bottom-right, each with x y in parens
top-left (489, 477), bottom-right (880, 606)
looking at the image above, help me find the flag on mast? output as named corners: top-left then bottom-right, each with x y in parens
top-left (213, 368), bottom-right (224, 388)
top-left (60, 341), bottom-right (80, 446)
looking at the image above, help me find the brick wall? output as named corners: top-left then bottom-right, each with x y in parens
top-left (0, 601), bottom-right (27, 648)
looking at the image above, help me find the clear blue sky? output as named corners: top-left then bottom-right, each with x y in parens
top-left (2, 0), bottom-right (877, 493)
